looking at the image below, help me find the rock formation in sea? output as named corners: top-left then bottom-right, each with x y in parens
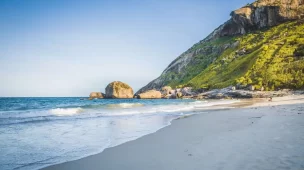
top-left (105, 81), bottom-right (134, 99)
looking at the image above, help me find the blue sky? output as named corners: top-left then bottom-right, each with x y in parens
top-left (0, 0), bottom-right (248, 97)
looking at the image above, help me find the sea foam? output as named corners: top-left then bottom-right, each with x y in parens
top-left (50, 107), bottom-right (84, 116)
top-left (106, 103), bottom-right (144, 108)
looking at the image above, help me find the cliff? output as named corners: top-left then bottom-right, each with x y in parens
top-left (137, 0), bottom-right (304, 94)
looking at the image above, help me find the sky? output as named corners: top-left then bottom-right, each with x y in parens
top-left (0, 0), bottom-right (248, 97)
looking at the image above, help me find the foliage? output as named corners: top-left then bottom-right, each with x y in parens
top-left (165, 20), bottom-right (304, 90)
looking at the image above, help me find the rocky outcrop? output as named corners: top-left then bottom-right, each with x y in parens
top-left (161, 86), bottom-right (172, 95)
top-left (205, 0), bottom-right (304, 41)
top-left (176, 92), bottom-right (183, 98)
top-left (196, 88), bottom-right (292, 99)
top-left (105, 81), bottom-right (134, 99)
top-left (159, 87), bottom-right (195, 99)
top-left (181, 87), bottom-right (193, 96)
top-left (137, 90), bottom-right (162, 99)
top-left (89, 92), bottom-right (104, 99)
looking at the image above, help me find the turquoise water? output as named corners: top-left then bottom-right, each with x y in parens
top-left (0, 97), bottom-right (237, 170)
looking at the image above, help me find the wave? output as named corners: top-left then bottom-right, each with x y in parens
top-left (0, 117), bottom-right (52, 126)
top-left (50, 107), bottom-right (84, 116)
top-left (0, 100), bottom-right (241, 126)
top-left (106, 103), bottom-right (144, 109)
top-left (191, 99), bottom-right (239, 108)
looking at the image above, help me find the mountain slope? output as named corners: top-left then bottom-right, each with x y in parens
top-left (137, 0), bottom-right (304, 94)
top-left (189, 21), bottom-right (304, 90)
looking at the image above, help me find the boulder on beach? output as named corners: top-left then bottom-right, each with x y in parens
top-left (89, 92), bottom-right (104, 99)
top-left (181, 87), bottom-right (193, 96)
top-left (137, 90), bottom-right (162, 99)
top-left (161, 86), bottom-right (172, 95)
top-left (169, 93), bottom-right (177, 99)
top-left (105, 81), bottom-right (134, 99)
top-left (248, 85), bottom-right (255, 91)
top-left (176, 92), bottom-right (183, 98)
top-left (169, 90), bottom-right (176, 95)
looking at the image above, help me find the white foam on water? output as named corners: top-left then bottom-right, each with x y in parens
top-left (50, 107), bottom-right (84, 116)
top-left (106, 103), bottom-right (144, 109)
top-left (102, 100), bottom-right (240, 116)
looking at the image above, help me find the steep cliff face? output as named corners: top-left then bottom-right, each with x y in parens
top-left (137, 0), bottom-right (304, 94)
top-left (205, 0), bottom-right (304, 41)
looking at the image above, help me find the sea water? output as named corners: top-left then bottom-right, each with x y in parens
top-left (0, 97), bottom-right (238, 170)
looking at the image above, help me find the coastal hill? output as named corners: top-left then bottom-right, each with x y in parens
top-left (137, 0), bottom-right (304, 94)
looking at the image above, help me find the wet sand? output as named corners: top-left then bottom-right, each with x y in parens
top-left (42, 95), bottom-right (304, 170)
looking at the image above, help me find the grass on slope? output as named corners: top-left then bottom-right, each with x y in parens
top-left (187, 20), bottom-right (304, 90)
top-left (164, 36), bottom-right (238, 88)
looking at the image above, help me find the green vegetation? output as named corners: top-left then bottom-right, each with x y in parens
top-left (161, 36), bottom-right (238, 88)
top-left (167, 20), bottom-right (304, 90)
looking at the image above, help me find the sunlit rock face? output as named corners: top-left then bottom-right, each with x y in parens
top-left (137, 90), bottom-right (162, 99)
top-left (105, 81), bottom-right (134, 99)
top-left (208, 0), bottom-right (304, 40)
top-left (89, 92), bottom-right (104, 99)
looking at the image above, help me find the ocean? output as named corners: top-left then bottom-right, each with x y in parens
top-left (0, 97), bottom-right (238, 170)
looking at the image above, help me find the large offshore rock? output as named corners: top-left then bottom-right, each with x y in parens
top-left (137, 90), bottom-right (162, 99)
top-left (105, 81), bottom-right (134, 99)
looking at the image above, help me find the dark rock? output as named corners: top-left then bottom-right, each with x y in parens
top-left (248, 85), bottom-right (255, 91)
top-left (181, 87), bottom-right (194, 96)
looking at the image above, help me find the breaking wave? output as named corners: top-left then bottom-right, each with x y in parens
top-left (106, 103), bottom-right (144, 108)
top-left (50, 107), bottom-right (84, 116)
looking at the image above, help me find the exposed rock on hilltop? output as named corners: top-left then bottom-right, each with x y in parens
top-left (137, 0), bottom-right (304, 94)
top-left (206, 0), bottom-right (304, 41)
top-left (105, 81), bottom-right (134, 99)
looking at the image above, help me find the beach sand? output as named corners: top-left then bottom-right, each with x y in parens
top-left (42, 95), bottom-right (304, 170)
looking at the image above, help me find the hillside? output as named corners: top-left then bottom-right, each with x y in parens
top-left (189, 20), bottom-right (304, 90)
top-left (137, 0), bottom-right (304, 94)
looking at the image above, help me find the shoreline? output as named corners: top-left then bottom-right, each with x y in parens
top-left (42, 95), bottom-right (304, 170)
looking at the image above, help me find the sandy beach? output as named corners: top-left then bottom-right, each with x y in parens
top-left (42, 95), bottom-right (304, 170)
